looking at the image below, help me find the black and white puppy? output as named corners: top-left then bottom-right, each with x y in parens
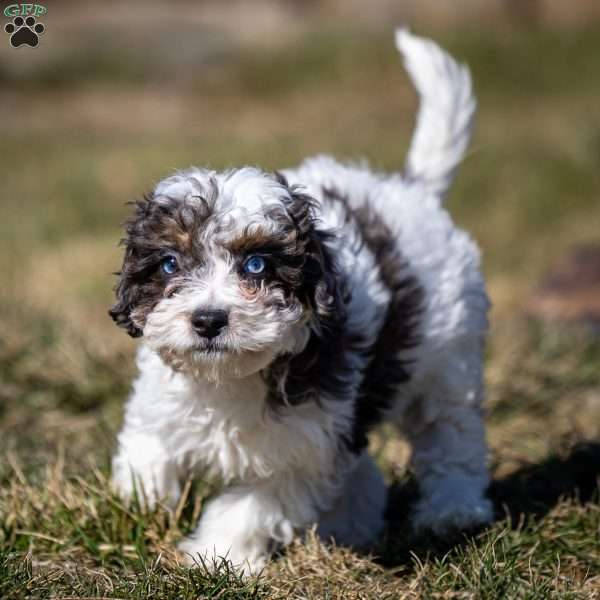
top-left (110, 29), bottom-right (492, 573)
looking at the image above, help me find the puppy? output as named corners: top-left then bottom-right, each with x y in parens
top-left (109, 29), bottom-right (493, 573)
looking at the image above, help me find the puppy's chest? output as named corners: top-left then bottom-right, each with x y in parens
top-left (170, 379), bottom-right (339, 484)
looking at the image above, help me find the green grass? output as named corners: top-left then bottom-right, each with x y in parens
top-left (1, 18), bottom-right (600, 599)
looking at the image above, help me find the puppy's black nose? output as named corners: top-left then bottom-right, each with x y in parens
top-left (191, 309), bottom-right (229, 339)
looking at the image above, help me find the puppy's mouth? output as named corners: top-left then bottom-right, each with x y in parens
top-left (192, 341), bottom-right (232, 356)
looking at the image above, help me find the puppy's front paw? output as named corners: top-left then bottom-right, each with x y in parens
top-left (178, 534), bottom-right (267, 576)
top-left (412, 487), bottom-right (493, 535)
top-left (111, 457), bottom-right (180, 511)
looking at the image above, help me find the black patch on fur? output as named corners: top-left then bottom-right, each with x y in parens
top-left (341, 193), bottom-right (424, 453)
top-left (261, 174), bottom-right (364, 409)
top-left (109, 183), bottom-right (217, 336)
top-left (264, 184), bottom-right (423, 452)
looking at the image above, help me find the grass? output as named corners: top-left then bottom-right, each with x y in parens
top-left (1, 17), bottom-right (600, 599)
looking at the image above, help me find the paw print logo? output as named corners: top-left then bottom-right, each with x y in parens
top-left (4, 15), bottom-right (45, 48)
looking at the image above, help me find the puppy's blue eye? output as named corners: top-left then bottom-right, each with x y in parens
top-left (161, 256), bottom-right (178, 275)
top-left (244, 255), bottom-right (266, 275)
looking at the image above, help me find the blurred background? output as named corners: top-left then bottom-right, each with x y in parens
top-left (1, 0), bottom-right (600, 477)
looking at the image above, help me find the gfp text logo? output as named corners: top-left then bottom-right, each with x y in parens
top-left (4, 4), bottom-right (46, 17)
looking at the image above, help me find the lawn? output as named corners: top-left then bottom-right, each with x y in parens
top-left (1, 18), bottom-right (600, 599)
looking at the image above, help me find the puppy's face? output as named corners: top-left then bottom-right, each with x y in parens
top-left (110, 168), bottom-right (338, 382)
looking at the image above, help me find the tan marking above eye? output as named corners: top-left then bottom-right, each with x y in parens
top-left (228, 228), bottom-right (273, 253)
top-left (174, 230), bottom-right (192, 250)
top-left (161, 219), bottom-right (193, 253)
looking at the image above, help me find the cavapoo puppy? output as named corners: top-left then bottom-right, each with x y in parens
top-left (110, 29), bottom-right (493, 573)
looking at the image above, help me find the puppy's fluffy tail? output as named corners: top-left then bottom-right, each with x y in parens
top-left (395, 28), bottom-right (476, 200)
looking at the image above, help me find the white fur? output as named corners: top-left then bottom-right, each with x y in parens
top-left (396, 28), bottom-right (476, 199)
top-left (112, 29), bottom-right (492, 574)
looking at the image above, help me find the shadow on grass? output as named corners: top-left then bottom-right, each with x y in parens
top-left (489, 442), bottom-right (600, 521)
top-left (379, 442), bottom-right (600, 567)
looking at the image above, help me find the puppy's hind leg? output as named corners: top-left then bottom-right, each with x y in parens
top-left (399, 344), bottom-right (493, 534)
top-left (407, 406), bottom-right (493, 534)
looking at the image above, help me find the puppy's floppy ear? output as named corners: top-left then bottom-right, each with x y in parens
top-left (274, 171), bottom-right (346, 329)
top-left (109, 244), bottom-right (144, 338)
top-left (108, 197), bottom-right (156, 338)
top-left (264, 174), bottom-right (351, 409)
top-left (304, 226), bottom-right (346, 330)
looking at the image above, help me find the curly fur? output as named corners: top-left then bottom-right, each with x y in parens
top-left (110, 29), bottom-right (493, 575)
